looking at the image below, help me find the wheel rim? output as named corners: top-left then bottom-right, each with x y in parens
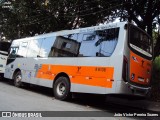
top-left (15, 74), bottom-right (22, 85)
top-left (56, 82), bottom-right (66, 96)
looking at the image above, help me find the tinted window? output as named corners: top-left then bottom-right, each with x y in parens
top-left (48, 28), bottom-right (119, 57)
top-left (78, 28), bottom-right (119, 57)
top-left (129, 26), bottom-right (152, 58)
top-left (96, 28), bottom-right (119, 56)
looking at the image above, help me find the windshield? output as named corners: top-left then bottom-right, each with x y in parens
top-left (129, 25), bottom-right (152, 59)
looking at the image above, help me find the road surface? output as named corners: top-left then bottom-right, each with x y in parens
top-left (0, 78), bottom-right (157, 120)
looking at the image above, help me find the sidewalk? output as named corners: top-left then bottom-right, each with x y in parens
top-left (106, 96), bottom-right (160, 113)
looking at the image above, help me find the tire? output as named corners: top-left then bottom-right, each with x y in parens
top-left (53, 76), bottom-right (71, 101)
top-left (14, 71), bottom-right (22, 87)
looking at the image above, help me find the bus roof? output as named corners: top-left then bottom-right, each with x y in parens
top-left (12, 22), bottom-right (127, 42)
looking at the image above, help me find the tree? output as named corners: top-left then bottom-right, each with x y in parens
top-left (121, 0), bottom-right (160, 58)
top-left (0, 0), bottom-right (121, 40)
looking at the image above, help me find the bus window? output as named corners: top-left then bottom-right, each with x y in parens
top-left (78, 28), bottom-right (119, 57)
top-left (100, 40), bottom-right (118, 56)
top-left (50, 34), bottom-right (80, 57)
top-left (83, 34), bottom-right (96, 41)
top-left (16, 42), bottom-right (28, 57)
top-left (129, 26), bottom-right (152, 59)
top-left (8, 47), bottom-right (19, 58)
top-left (78, 31), bottom-right (100, 57)
top-left (26, 39), bottom-right (42, 57)
top-left (97, 28), bottom-right (119, 57)
top-left (40, 37), bottom-right (56, 57)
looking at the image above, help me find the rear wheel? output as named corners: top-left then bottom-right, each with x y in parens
top-left (53, 76), bottom-right (71, 101)
top-left (14, 71), bottom-right (22, 87)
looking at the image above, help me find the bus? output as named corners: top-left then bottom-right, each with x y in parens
top-left (0, 41), bottom-right (11, 78)
top-left (4, 22), bottom-right (153, 100)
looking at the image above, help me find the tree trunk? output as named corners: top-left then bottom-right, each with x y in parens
top-left (146, 21), bottom-right (153, 37)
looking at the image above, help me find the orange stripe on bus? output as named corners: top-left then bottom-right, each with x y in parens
top-left (36, 65), bottom-right (114, 88)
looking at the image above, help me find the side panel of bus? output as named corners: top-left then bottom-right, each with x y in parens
top-left (5, 42), bottom-right (117, 94)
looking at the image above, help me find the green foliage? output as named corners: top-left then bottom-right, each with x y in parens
top-left (152, 56), bottom-right (160, 95)
top-left (151, 56), bottom-right (160, 101)
top-left (153, 56), bottom-right (160, 81)
top-left (152, 31), bottom-right (159, 46)
top-left (0, 0), bottom-right (119, 40)
top-left (154, 57), bottom-right (160, 70)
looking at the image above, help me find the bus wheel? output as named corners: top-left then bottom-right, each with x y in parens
top-left (14, 71), bottom-right (22, 87)
top-left (53, 76), bottom-right (71, 101)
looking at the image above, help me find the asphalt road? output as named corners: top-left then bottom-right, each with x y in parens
top-left (0, 78), bottom-right (158, 120)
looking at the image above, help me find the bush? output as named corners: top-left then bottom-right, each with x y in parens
top-left (150, 56), bottom-right (160, 102)
top-left (152, 57), bottom-right (160, 84)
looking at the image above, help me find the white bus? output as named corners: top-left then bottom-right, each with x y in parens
top-left (0, 41), bottom-right (11, 78)
top-left (4, 22), bottom-right (153, 100)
